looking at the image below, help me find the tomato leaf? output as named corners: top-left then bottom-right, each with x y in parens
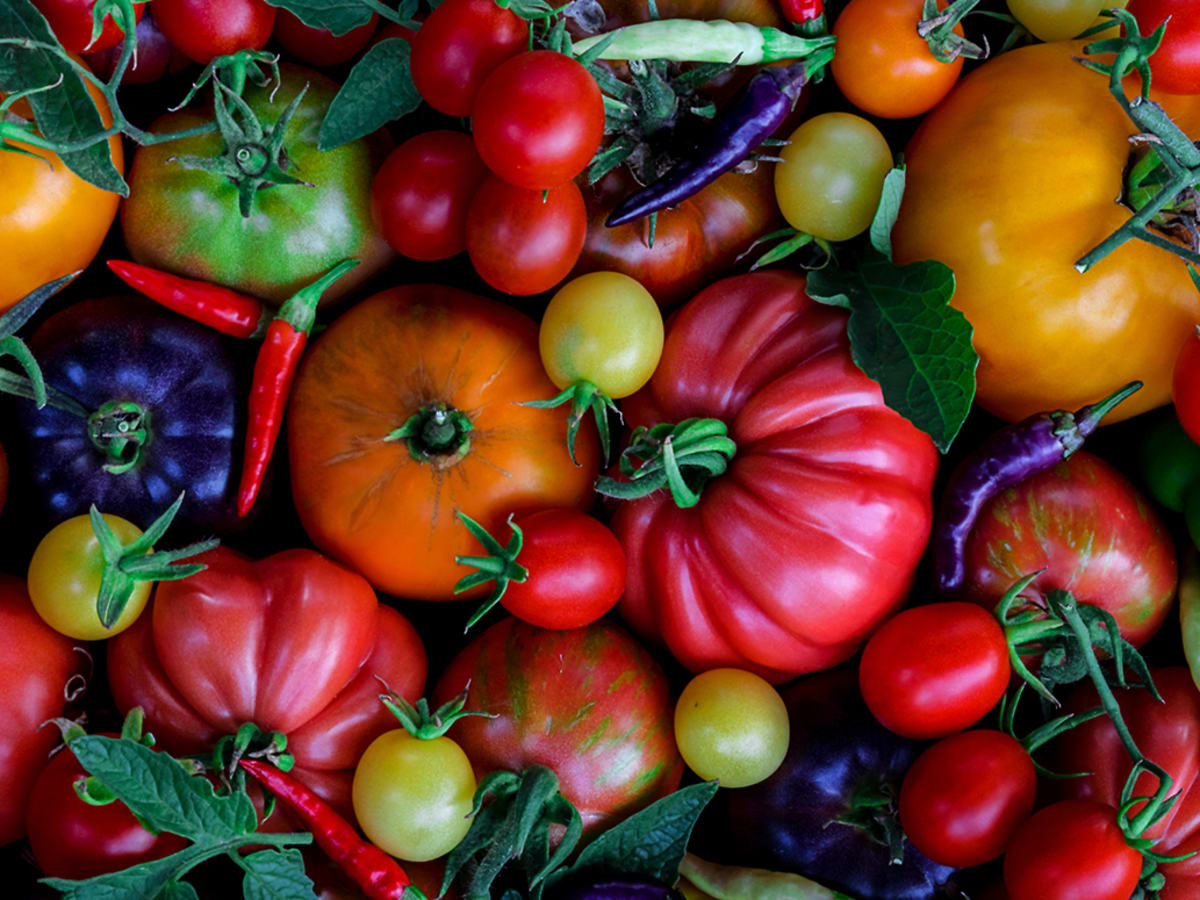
top-left (160, 881), bottom-right (201, 900)
top-left (807, 254), bottom-right (977, 454)
top-left (0, 0), bottom-right (127, 194)
top-left (318, 38), bottom-right (420, 150)
top-left (869, 165), bottom-right (906, 260)
top-left (42, 851), bottom-right (187, 899)
top-left (241, 849), bottom-right (316, 900)
top-left (262, 0), bottom-right (375, 35)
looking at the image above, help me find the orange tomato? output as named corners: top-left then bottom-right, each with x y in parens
top-left (287, 284), bottom-right (599, 600)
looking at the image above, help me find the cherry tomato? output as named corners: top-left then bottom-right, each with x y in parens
top-left (371, 131), bottom-right (490, 261)
top-left (153, 0), bottom-right (276, 63)
top-left (1003, 800), bottom-right (1143, 900)
top-left (472, 51), bottom-right (605, 190)
top-left (674, 668), bottom-right (790, 789)
top-left (1006, 0), bottom-right (1106, 41)
top-left (830, 0), bottom-right (964, 119)
top-left (465, 176), bottom-right (587, 296)
top-left (32, 0), bottom-right (144, 53)
top-left (352, 729), bottom-right (476, 862)
top-left (1175, 330), bottom-right (1200, 446)
top-left (858, 602), bottom-right (1010, 739)
top-left (899, 730), bottom-right (1036, 868)
top-left (27, 514), bottom-right (151, 641)
top-left (539, 272), bottom-right (664, 399)
top-left (409, 0), bottom-right (527, 116)
top-left (272, 9), bottom-right (378, 66)
top-left (1127, 0), bottom-right (1200, 94)
top-left (774, 113), bottom-right (893, 241)
top-left (85, 8), bottom-right (182, 85)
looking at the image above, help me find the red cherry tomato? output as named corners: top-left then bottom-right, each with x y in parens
top-left (1127, 0), bottom-right (1200, 94)
top-left (371, 130), bottom-right (490, 261)
top-left (472, 51), bottom-right (605, 190)
top-left (32, 0), bottom-right (145, 54)
top-left (465, 175), bottom-right (587, 296)
top-left (273, 9), bottom-right (378, 67)
top-left (153, 0), bottom-right (276, 63)
top-left (899, 730), bottom-right (1036, 868)
top-left (1173, 327), bottom-right (1200, 444)
top-left (409, 0), bottom-right (527, 116)
top-left (858, 602), bottom-right (1010, 739)
top-left (1003, 800), bottom-right (1143, 900)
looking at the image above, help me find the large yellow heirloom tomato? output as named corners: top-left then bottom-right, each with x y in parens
top-left (893, 41), bottom-right (1200, 423)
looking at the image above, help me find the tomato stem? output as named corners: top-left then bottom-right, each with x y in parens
top-left (385, 403), bottom-right (474, 463)
top-left (595, 417), bottom-right (737, 508)
top-left (917, 0), bottom-right (988, 64)
top-left (452, 513), bottom-right (530, 631)
top-left (522, 379), bottom-right (619, 464)
top-left (377, 687), bottom-right (494, 740)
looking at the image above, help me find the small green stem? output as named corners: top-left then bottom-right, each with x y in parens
top-left (384, 403), bottom-right (474, 464)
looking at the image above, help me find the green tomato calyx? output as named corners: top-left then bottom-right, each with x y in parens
top-left (384, 403), bottom-right (474, 464)
top-left (88, 400), bottom-right (149, 474)
top-left (452, 512), bottom-right (530, 632)
top-left (522, 379), bottom-right (620, 465)
top-left (595, 417), bottom-right (737, 509)
top-left (378, 687), bottom-right (495, 741)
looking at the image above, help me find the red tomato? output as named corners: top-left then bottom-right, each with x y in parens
top-left (962, 450), bottom-right (1177, 650)
top-left (614, 271), bottom-right (937, 682)
top-left (1173, 327), bottom-right (1200, 444)
top-left (371, 130), bottom-right (490, 261)
top-left (33, 0), bottom-right (144, 53)
top-left (466, 176), bottom-right (587, 296)
top-left (899, 730), bottom-right (1036, 868)
top-left (409, 0), bottom-right (527, 116)
top-left (106, 547), bottom-right (426, 823)
top-left (472, 51), bottom-right (605, 190)
top-left (858, 602), bottom-right (1010, 740)
top-left (1003, 800), bottom-right (1142, 900)
top-left (433, 617), bottom-right (682, 834)
top-left (273, 9), bottom-right (378, 66)
top-left (1128, 0), bottom-right (1200, 94)
top-left (26, 736), bottom-right (187, 879)
top-left (0, 576), bottom-right (80, 846)
top-left (153, 0), bottom-right (276, 63)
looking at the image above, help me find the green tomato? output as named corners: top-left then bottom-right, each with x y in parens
top-left (27, 514), bottom-right (150, 641)
top-left (674, 668), bottom-right (790, 789)
top-left (538, 271), bottom-right (664, 399)
top-left (774, 112), bottom-right (892, 242)
top-left (1006, 0), bottom-right (1107, 42)
top-left (352, 729), bottom-right (476, 862)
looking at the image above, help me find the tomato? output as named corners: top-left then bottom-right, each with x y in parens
top-left (288, 284), bottom-right (598, 601)
top-left (106, 546), bottom-right (427, 824)
top-left (1007, 0), bottom-right (1106, 42)
top-left (615, 271), bottom-right (937, 682)
top-left (1128, 0), bottom-right (1200, 94)
top-left (409, 0), bottom-right (526, 116)
top-left (674, 668), bottom-right (789, 789)
top-left (371, 130), bottom-right (489, 261)
top-left (899, 730), bottom-right (1036, 868)
top-left (1174, 328), bottom-right (1200, 445)
top-left (774, 113), bottom-right (893, 242)
top-left (893, 41), bottom-right (1200, 422)
top-left (0, 441), bottom-right (8, 515)
top-left (152, 0), bottom-right (276, 63)
top-left (122, 65), bottom-right (392, 307)
top-left (539, 272), bottom-right (664, 399)
top-left (25, 735), bottom-right (187, 879)
top-left (0, 576), bottom-right (80, 846)
top-left (85, 8), bottom-right (185, 85)
top-left (962, 451), bottom-right (1177, 650)
top-left (273, 9), bottom-right (378, 66)
top-left (472, 51), bottom-right (605, 190)
top-left (466, 176), bottom-right (588, 296)
top-left (352, 730), bottom-right (476, 862)
top-left (433, 617), bottom-right (682, 834)
top-left (859, 603), bottom-right (1009, 739)
top-left (830, 0), bottom-right (964, 119)
top-left (32, 0), bottom-right (144, 53)
top-left (27, 514), bottom-right (151, 641)
top-left (1003, 800), bottom-right (1142, 900)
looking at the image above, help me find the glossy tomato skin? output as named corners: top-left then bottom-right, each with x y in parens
top-left (33, 0), bottom-right (144, 53)
top-left (26, 736), bottom-right (188, 879)
top-left (1173, 328), bottom-right (1200, 444)
top-left (1003, 800), bottom-right (1142, 900)
top-left (122, 65), bottom-right (392, 307)
top-left (831, 0), bottom-right (963, 119)
top-left (615, 271), bottom-right (937, 682)
top-left (409, 0), bottom-right (526, 116)
top-left (0, 576), bottom-right (80, 846)
top-left (273, 9), bottom-right (378, 66)
top-left (433, 617), bottom-right (682, 834)
top-left (85, 8), bottom-right (184, 85)
top-left (962, 451), bottom-right (1176, 650)
top-left (1128, 0), bottom-right (1200, 94)
top-left (152, 0), bottom-right (276, 63)
top-left (106, 547), bottom-right (427, 823)
top-left (893, 41), bottom-right (1200, 422)
top-left (288, 285), bottom-right (598, 601)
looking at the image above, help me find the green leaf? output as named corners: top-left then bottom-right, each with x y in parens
top-left (262, 0), bottom-right (374, 35)
top-left (869, 166), bottom-right (906, 260)
top-left (159, 881), bottom-right (201, 900)
top-left (0, 0), bottom-right (127, 194)
top-left (241, 849), bottom-right (317, 900)
top-left (318, 38), bottom-right (420, 150)
top-left (42, 850), bottom-right (187, 899)
top-left (806, 253), bottom-right (977, 454)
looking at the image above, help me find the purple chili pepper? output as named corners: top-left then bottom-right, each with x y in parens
top-left (934, 381), bottom-right (1142, 596)
top-left (554, 877), bottom-right (682, 900)
top-left (604, 55), bottom-right (828, 228)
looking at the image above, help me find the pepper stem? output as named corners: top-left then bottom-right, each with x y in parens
top-left (274, 259), bottom-right (359, 337)
top-left (595, 417), bottom-right (736, 508)
top-left (1048, 380), bottom-right (1143, 455)
top-left (521, 379), bottom-right (620, 465)
top-left (377, 686), bottom-right (494, 740)
top-left (384, 403), bottom-right (474, 463)
top-left (452, 513), bottom-right (530, 631)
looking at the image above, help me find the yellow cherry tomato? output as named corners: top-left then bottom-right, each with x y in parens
top-left (1006, 0), bottom-right (1106, 42)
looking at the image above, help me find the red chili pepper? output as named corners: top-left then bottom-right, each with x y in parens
top-left (106, 260), bottom-right (269, 339)
top-left (236, 260), bottom-right (358, 517)
top-left (780, 0), bottom-right (826, 34)
top-left (239, 758), bottom-right (414, 900)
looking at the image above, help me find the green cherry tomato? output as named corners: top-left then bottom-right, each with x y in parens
top-left (27, 515), bottom-right (150, 641)
top-left (538, 271), bottom-right (664, 399)
top-left (1005, 0), bottom-right (1106, 42)
top-left (351, 729), bottom-right (477, 862)
top-left (674, 668), bottom-right (790, 789)
top-left (774, 112), bottom-right (893, 242)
